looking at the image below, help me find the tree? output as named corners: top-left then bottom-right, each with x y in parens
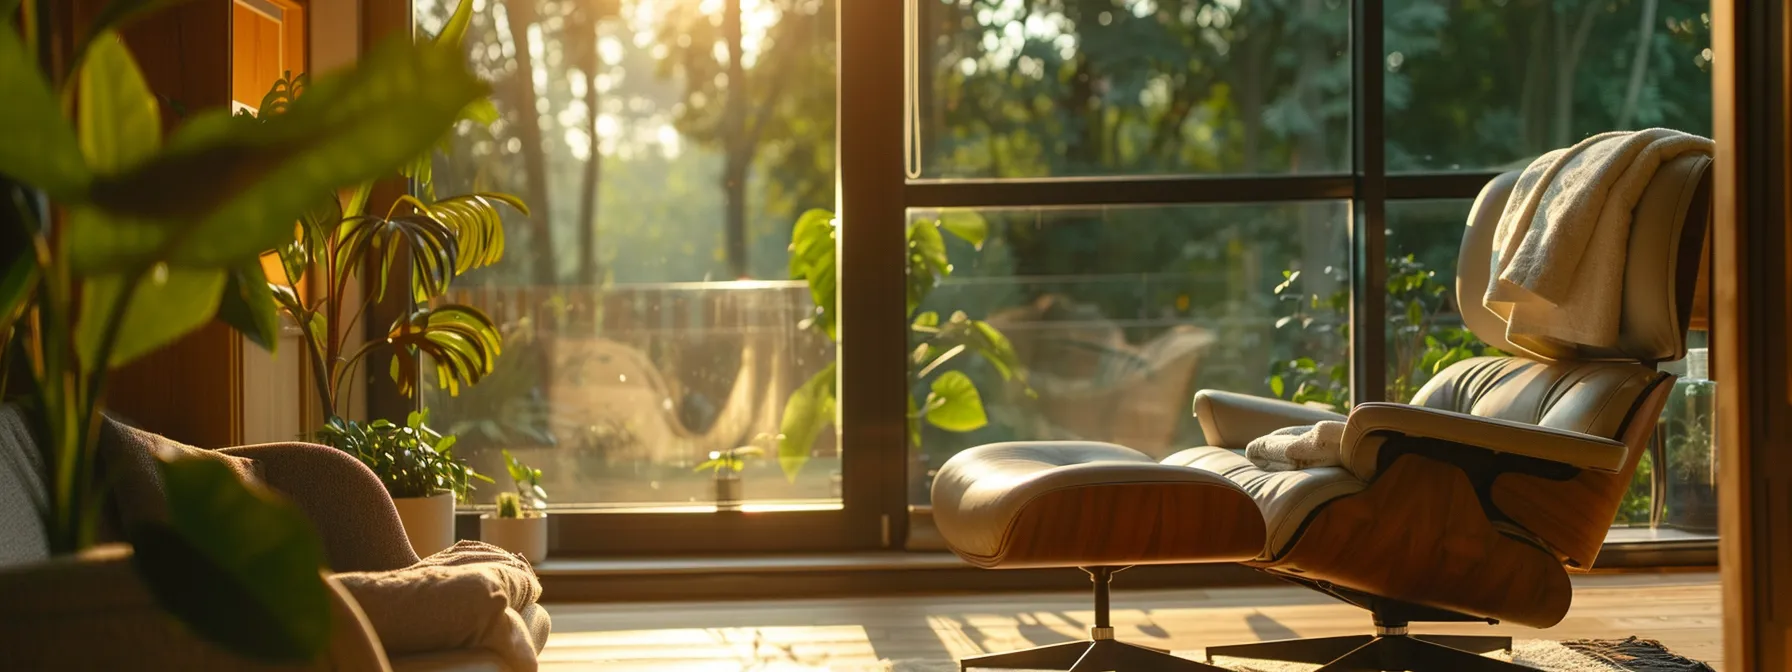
top-left (656, 0), bottom-right (835, 279)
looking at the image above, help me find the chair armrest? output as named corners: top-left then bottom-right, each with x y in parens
top-left (1341, 403), bottom-right (1628, 480)
top-left (219, 442), bottom-right (420, 571)
top-left (1193, 390), bottom-right (1347, 450)
top-left (0, 544), bottom-right (393, 671)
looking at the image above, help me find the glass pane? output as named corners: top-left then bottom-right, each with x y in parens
top-left (1385, 0), bottom-right (1713, 172)
top-left (1383, 199), bottom-right (1484, 403)
top-left (415, 0), bottom-right (839, 511)
top-left (918, 0), bottom-right (1351, 178)
top-left (907, 203), bottom-right (1350, 504)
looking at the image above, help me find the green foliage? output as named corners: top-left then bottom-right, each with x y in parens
top-left (777, 210), bottom-right (1026, 480)
top-left (501, 449), bottom-right (547, 515)
top-left (130, 455), bottom-right (333, 661)
top-left (315, 411), bottom-right (491, 501)
top-left (695, 434), bottom-right (771, 475)
top-left (1267, 255), bottom-right (1503, 412)
top-left (251, 66), bottom-right (515, 416)
top-left (0, 0), bottom-right (489, 660)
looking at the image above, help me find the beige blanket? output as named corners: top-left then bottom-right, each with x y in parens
top-left (336, 540), bottom-right (542, 671)
top-left (1485, 129), bottom-right (1713, 350)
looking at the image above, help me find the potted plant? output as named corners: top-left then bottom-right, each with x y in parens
top-left (0, 0), bottom-right (488, 661)
top-left (314, 410), bottom-right (484, 556)
top-left (696, 433), bottom-right (773, 511)
top-left (481, 450), bottom-right (549, 562)
top-left (249, 0), bottom-right (526, 555)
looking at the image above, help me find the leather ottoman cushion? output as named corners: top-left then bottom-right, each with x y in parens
top-left (931, 442), bottom-right (1267, 569)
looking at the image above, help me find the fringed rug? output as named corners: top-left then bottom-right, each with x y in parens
top-left (863, 637), bottom-right (1712, 672)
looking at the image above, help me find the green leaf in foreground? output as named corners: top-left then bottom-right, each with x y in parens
top-left (218, 259), bottom-right (281, 353)
top-left (76, 264), bottom-right (225, 370)
top-left (78, 36), bottom-right (489, 271)
top-left (77, 32), bottom-right (161, 174)
top-left (924, 370), bottom-right (988, 432)
top-left (938, 210), bottom-right (988, 250)
top-left (0, 24), bottom-right (89, 201)
top-left (776, 363), bottom-right (836, 481)
top-left (130, 456), bottom-right (332, 662)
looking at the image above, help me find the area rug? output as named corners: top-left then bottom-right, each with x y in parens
top-left (864, 637), bottom-right (1712, 672)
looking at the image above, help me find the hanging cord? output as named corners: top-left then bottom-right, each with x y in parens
top-left (902, 0), bottom-right (923, 179)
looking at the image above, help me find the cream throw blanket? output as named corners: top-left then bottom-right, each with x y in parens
top-left (336, 540), bottom-right (543, 671)
top-left (1485, 129), bottom-right (1714, 349)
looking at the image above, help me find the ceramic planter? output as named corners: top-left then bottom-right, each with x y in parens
top-left (715, 473), bottom-right (742, 511)
top-left (480, 513), bottom-right (549, 564)
top-left (392, 492), bottom-right (456, 557)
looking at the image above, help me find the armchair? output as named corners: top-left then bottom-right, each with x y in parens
top-left (931, 151), bottom-right (1712, 671)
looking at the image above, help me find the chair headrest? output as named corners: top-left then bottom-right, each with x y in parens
top-left (1456, 153), bottom-right (1712, 363)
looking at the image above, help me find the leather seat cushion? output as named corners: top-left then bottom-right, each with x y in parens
top-left (1162, 447), bottom-right (1366, 561)
top-left (931, 442), bottom-right (1262, 564)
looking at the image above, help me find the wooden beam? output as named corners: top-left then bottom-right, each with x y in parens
top-left (1712, 0), bottom-right (1792, 669)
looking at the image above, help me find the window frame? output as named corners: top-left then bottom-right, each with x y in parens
top-left (377, 0), bottom-right (1692, 555)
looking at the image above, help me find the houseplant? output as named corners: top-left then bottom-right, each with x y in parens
top-left (695, 434), bottom-right (772, 511)
top-left (0, 0), bottom-right (487, 661)
top-left (313, 410), bottom-right (483, 556)
top-left (481, 449), bottom-right (549, 562)
top-left (778, 209), bottom-right (1027, 481)
top-left (252, 0), bottom-right (523, 554)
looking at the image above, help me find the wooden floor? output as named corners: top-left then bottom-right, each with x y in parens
top-left (539, 571), bottom-right (1720, 671)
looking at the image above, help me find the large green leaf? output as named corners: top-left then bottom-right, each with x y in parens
top-left (77, 36), bottom-right (488, 272)
top-left (77, 264), bottom-right (225, 369)
top-left (434, 0), bottom-right (475, 49)
top-left (938, 211), bottom-right (988, 250)
top-left (218, 259), bottom-right (280, 353)
top-left (77, 32), bottom-right (160, 174)
top-left (0, 194), bottom-right (38, 337)
top-left (776, 363), bottom-right (836, 481)
top-left (0, 25), bottom-right (90, 201)
top-left (924, 370), bottom-right (988, 432)
top-left (131, 455), bottom-right (332, 662)
top-left (787, 209), bottom-right (836, 340)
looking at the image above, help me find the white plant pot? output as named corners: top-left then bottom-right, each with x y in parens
top-left (392, 492), bottom-right (456, 558)
top-left (480, 513), bottom-right (549, 564)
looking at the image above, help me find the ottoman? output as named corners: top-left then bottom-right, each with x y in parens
top-left (931, 442), bottom-right (1267, 671)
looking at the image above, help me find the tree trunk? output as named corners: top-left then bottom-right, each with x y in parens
top-left (1617, 0), bottom-right (1660, 128)
top-left (1518, 7), bottom-right (1550, 154)
top-left (1552, 0), bottom-right (1603, 147)
top-left (575, 18), bottom-right (603, 288)
top-left (500, 0), bottom-right (557, 289)
top-left (721, 0), bottom-right (750, 279)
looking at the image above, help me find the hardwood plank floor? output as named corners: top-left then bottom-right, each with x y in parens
top-left (540, 571), bottom-right (1720, 671)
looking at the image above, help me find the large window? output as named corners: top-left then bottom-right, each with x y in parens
top-left (407, 0), bottom-right (1715, 553)
top-left (414, 0), bottom-right (841, 512)
top-left (905, 204), bottom-right (1349, 503)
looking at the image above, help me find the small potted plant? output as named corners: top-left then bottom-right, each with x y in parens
top-left (315, 410), bottom-right (487, 557)
top-left (481, 451), bottom-right (550, 563)
top-left (696, 433), bottom-right (775, 511)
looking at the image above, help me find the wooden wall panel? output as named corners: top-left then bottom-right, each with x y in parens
top-left (60, 0), bottom-right (310, 447)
